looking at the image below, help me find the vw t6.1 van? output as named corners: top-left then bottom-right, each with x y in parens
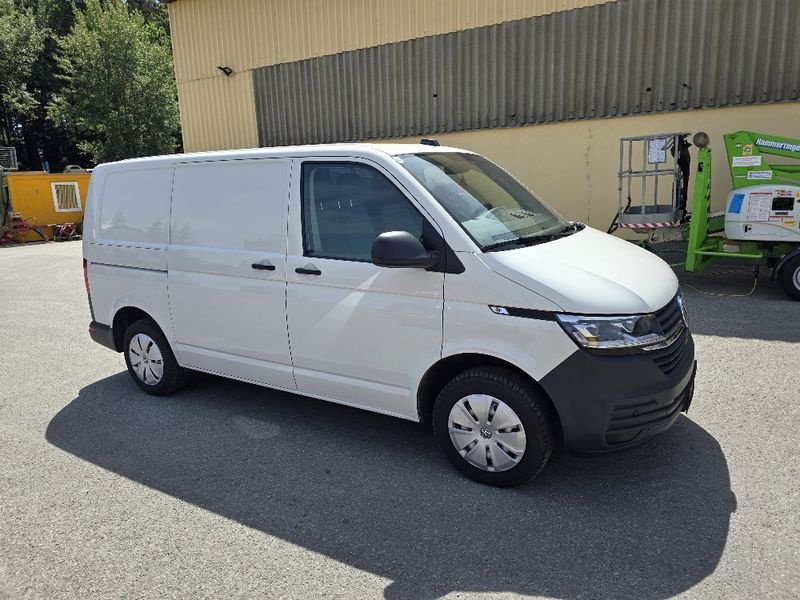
top-left (84, 143), bottom-right (696, 486)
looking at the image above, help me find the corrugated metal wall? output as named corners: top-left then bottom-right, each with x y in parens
top-left (253, 0), bottom-right (800, 147)
top-left (169, 0), bottom-right (613, 84)
top-left (168, 0), bottom-right (614, 151)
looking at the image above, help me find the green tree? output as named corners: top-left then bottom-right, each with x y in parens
top-left (10, 0), bottom-right (87, 171)
top-left (125, 0), bottom-right (169, 32)
top-left (50, 0), bottom-right (180, 164)
top-left (0, 0), bottom-right (45, 150)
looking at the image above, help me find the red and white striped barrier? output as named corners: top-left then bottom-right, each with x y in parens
top-left (618, 221), bottom-right (678, 229)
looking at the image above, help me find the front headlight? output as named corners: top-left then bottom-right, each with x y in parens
top-left (555, 313), bottom-right (666, 351)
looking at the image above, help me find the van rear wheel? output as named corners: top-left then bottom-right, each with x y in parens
top-left (123, 318), bottom-right (189, 396)
top-left (432, 367), bottom-right (554, 487)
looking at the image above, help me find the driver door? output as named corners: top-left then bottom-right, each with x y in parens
top-left (285, 159), bottom-right (444, 420)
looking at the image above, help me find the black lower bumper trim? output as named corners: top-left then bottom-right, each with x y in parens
top-left (539, 332), bottom-right (696, 454)
top-left (89, 321), bottom-right (117, 352)
top-left (604, 365), bottom-right (695, 446)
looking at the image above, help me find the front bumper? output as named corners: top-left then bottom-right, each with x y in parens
top-left (539, 329), bottom-right (696, 454)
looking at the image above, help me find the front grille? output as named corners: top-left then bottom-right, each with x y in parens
top-left (605, 379), bottom-right (692, 445)
top-left (650, 329), bottom-right (690, 374)
top-left (654, 296), bottom-right (684, 337)
top-left (648, 296), bottom-right (689, 375)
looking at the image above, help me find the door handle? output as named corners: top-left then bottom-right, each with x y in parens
top-left (295, 267), bottom-right (322, 276)
top-left (251, 263), bottom-right (276, 271)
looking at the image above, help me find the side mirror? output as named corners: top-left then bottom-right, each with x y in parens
top-left (371, 231), bottom-right (441, 269)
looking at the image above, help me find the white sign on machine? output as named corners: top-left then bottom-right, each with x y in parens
top-left (747, 192), bottom-right (772, 221)
top-left (732, 156), bottom-right (762, 167)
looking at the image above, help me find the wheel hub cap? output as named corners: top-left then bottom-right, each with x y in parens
top-left (448, 394), bottom-right (527, 472)
top-left (128, 333), bottom-right (164, 385)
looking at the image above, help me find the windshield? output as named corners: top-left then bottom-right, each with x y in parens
top-left (398, 152), bottom-right (568, 250)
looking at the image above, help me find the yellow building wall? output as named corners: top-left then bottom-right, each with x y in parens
top-left (168, 0), bottom-right (615, 152)
top-left (6, 172), bottom-right (91, 232)
top-left (169, 0), bottom-right (614, 83)
top-left (177, 75), bottom-right (259, 151)
top-left (383, 103), bottom-right (800, 229)
top-left (166, 1), bottom-right (799, 229)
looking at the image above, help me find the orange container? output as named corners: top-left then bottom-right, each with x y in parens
top-left (4, 171), bottom-right (91, 241)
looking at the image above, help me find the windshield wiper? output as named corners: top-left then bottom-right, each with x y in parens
top-left (556, 222), bottom-right (584, 235)
top-left (481, 222), bottom-right (583, 252)
top-left (482, 238), bottom-right (533, 252)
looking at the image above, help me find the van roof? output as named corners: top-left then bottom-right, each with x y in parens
top-left (96, 143), bottom-right (471, 169)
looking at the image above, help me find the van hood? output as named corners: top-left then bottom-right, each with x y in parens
top-left (479, 226), bottom-right (678, 314)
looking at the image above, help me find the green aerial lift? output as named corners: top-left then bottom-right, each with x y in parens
top-left (614, 131), bottom-right (800, 300)
top-left (685, 131), bottom-right (800, 287)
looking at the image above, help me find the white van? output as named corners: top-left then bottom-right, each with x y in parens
top-left (83, 143), bottom-right (695, 486)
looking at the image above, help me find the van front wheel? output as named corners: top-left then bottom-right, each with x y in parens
top-left (778, 255), bottom-right (800, 301)
top-left (123, 318), bottom-right (189, 396)
top-left (432, 367), bottom-right (554, 487)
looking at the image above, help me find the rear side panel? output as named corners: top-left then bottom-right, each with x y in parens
top-left (83, 165), bottom-right (174, 339)
top-left (88, 263), bottom-right (172, 342)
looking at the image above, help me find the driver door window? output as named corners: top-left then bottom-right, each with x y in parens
top-left (302, 162), bottom-right (424, 262)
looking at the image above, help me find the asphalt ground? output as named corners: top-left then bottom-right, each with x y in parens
top-left (0, 240), bottom-right (798, 600)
